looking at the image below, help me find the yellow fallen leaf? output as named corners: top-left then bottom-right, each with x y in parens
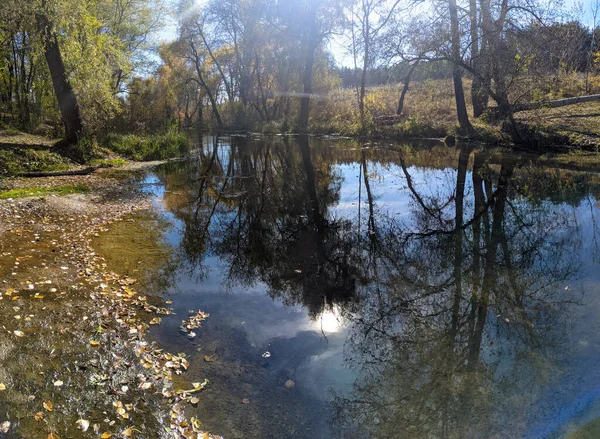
top-left (34, 411), bottom-right (44, 421)
top-left (0, 383), bottom-right (5, 391)
top-left (101, 433), bottom-right (112, 439)
top-left (90, 340), bottom-right (100, 347)
top-left (48, 434), bottom-right (60, 439)
top-left (123, 428), bottom-right (133, 437)
top-left (43, 400), bottom-right (53, 411)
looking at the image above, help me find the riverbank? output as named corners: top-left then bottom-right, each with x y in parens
top-left (0, 170), bottom-right (221, 438)
top-left (2, 97), bottom-right (600, 179)
top-left (247, 79), bottom-right (600, 152)
top-left (0, 128), bottom-right (190, 178)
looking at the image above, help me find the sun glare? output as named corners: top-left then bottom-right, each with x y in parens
top-left (313, 309), bottom-right (343, 333)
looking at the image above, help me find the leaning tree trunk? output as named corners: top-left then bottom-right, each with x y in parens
top-left (37, 13), bottom-right (83, 144)
top-left (512, 94), bottom-right (600, 112)
top-left (397, 60), bottom-right (419, 115)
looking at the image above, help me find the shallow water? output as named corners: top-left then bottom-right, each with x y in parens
top-left (107, 135), bottom-right (600, 438)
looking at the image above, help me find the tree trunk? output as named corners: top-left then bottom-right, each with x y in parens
top-left (358, 16), bottom-right (369, 116)
top-left (469, 0), bottom-right (488, 117)
top-left (299, 9), bottom-right (318, 133)
top-left (37, 13), bottom-right (83, 144)
top-left (397, 60), bottom-right (419, 115)
top-left (448, 0), bottom-right (471, 131)
top-left (512, 93), bottom-right (600, 112)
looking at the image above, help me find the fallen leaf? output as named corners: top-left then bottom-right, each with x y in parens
top-left (190, 396), bottom-right (199, 405)
top-left (13, 330), bottom-right (24, 337)
top-left (90, 340), bottom-right (100, 347)
top-left (123, 427), bottom-right (133, 437)
top-left (43, 400), bottom-right (53, 411)
top-left (48, 434), bottom-right (60, 439)
top-left (0, 383), bottom-right (5, 391)
top-left (34, 412), bottom-right (44, 421)
top-left (76, 419), bottom-right (90, 431)
top-left (101, 433), bottom-right (112, 439)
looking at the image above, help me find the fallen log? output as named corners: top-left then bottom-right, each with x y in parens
top-left (512, 94), bottom-right (600, 113)
top-left (18, 166), bottom-right (97, 178)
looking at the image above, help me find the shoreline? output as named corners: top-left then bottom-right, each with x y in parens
top-left (0, 169), bottom-right (221, 439)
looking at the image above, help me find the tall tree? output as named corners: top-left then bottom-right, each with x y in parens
top-left (448, 0), bottom-right (471, 131)
top-left (36, 3), bottom-right (83, 143)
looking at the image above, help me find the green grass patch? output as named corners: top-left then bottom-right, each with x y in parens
top-left (89, 158), bottom-right (128, 168)
top-left (0, 184), bottom-right (89, 199)
top-left (0, 148), bottom-right (73, 176)
top-left (101, 130), bottom-right (190, 161)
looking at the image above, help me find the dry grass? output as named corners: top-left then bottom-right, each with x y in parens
top-left (309, 73), bottom-right (600, 148)
top-left (516, 101), bottom-right (600, 150)
top-left (311, 79), bottom-right (464, 136)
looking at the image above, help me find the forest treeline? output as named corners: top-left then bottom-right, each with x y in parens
top-left (1, 0), bottom-right (600, 146)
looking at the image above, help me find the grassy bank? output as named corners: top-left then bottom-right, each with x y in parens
top-left (0, 127), bottom-right (190, 178)
top-left (2, 74), bottom-right (600, 179)
top-left (246, 75), bottom-right (600, 151)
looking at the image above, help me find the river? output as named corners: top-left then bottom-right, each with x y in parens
top-left (91, 135), bottom-right (600, 438)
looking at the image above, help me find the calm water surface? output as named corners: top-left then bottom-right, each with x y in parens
top-left (128, 136), bottom-right (600, 438)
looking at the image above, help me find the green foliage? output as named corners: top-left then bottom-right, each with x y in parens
top-left (102, 129), bottom-right (190, 161)
top-left (89, 157), bottom-right (128, 167)
top-left (0, 0), bottom-right (164, 139)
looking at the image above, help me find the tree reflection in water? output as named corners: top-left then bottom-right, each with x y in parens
top-left (153, 136), bottom-right (600, 438)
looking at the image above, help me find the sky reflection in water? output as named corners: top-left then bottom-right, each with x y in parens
top-left (140, 136), bottom-right (600, 439)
